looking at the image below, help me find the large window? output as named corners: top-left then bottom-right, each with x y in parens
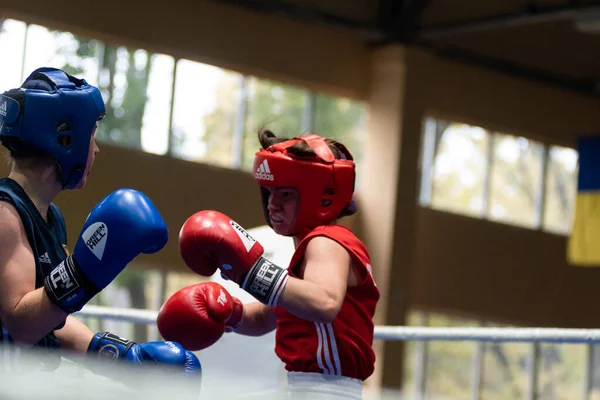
top-left (544, 146), bottom-right (579, 235)
top-left (420, 117), bottom-right (578, 235)
top-left (140, 54), bottom-right (175, 156)
top-left (428, 122), bottom-right (490, 218)
top-left (242, 77), bottom-right (308, 171)
top-left (96, 45), bottom-right (174, 153)
top-left (488, 134), bottom-right (545, 229)
top-left (0, 19), bottom-right (26, 90)
top-left (403, 310), bottom-right (589, 400)
top-left (312, 92), bottom-right (368, 163)
top-left (0, 18), bottom-right (367, 170)
top-left (171, 59), bottom-right (241, 166)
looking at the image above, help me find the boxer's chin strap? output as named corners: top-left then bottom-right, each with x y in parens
top-left (241, 257), bottom-right (289, 307)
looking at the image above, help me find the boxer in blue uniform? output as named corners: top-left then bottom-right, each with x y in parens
top-left (0, 68), bottom-right (201, 385)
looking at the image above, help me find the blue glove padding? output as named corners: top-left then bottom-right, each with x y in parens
top-left (88, 331), bottom-right (201, 373)
top-left (43, 189), bottom-right (168, 313)
top-left (86, 332), bottom-right (201, 398)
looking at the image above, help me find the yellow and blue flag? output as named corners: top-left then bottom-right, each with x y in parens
top-left (567, 135), bottom-right (600, 266)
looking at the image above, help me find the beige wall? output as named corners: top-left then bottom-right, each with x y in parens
top-left (413, 207), bottom-right (600, 328)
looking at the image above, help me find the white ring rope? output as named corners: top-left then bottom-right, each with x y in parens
top-left (77, 305), bottom-right (159, 325)
top-left (76, 305), bottom-right (600, 344)
top-left (374, 326), bottom-right (600, 343)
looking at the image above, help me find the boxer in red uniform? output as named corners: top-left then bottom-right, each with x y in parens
top-left (158, 130), bottom-right (380, 399)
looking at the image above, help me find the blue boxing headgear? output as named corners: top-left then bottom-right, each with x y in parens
top-left (0, 67), bottom-right (105, 189)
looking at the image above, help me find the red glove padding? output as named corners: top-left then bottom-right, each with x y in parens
top-left (179, 210), bottom-right (289, 306)
top-left (156, 282), bottom-right (244, 351)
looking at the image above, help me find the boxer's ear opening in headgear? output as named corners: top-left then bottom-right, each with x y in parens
top-left (57, 121), bottom-right (73, 147)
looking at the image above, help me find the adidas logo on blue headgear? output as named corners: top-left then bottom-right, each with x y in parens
top-left (0, 67), bottom-right (106, 189)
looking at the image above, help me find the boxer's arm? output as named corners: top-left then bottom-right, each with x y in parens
top-left (53, 316), bottom-right (95, 355)
top-left (277, 236), bottom-right (350, 323)
top-left (0, 202), bottom-right (68, 346)
top-left (234, 302), bottom-right (277, 336)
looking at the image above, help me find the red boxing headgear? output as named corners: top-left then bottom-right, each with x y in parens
top-left (253, 134), bottom-right (355, 236)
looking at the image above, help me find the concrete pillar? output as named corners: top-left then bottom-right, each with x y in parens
top-left (358, 45), bottom-right (425, 391)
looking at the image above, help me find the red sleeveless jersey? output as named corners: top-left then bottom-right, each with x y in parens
top-left (273, 224), bottom-right (380, 381)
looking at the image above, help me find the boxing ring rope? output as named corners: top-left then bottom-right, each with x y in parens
top-left (77, 305), bottom-right (600, 344)
top-left (75, 305), bottom-right (598, 400)
top-left (78, 305), bottom-right (160, 326)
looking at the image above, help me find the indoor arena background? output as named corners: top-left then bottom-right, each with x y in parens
top-left (0, 0), bottom-right (600, 399)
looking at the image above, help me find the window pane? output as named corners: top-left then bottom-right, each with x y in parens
top-left (489, 134), bottom-right (544, 228)
top-left (242, 77), bottom-right (306, 171)
top-left (537, 343), bottom-right (585, 399)
top-left (171, 59), bottom-right (240, 167)
top-left (481, 341), bottom-right (531, 399)
top-left (0, 19), bottom-right (27, 89)
top-left (543, 146), bottom-right (578, 235)
top-left (589, 346), bottom-right (600, 400)
top-left (313, 93), bottom-right (367, 165)
top-left (140, 54), bottom-right (175, 156)
top-left (430, 122), bottom-right (489, 217)
top-left (424, 313), bottom-right (478, 399)
top-left (23, 25), bottom-right (101, 87)
top-left (95, 46), bottom-right (166, 150)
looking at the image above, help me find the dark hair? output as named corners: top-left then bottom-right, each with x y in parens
top-left (2, 139), bottom-right (57, 171)
top-left (3, 141), bottom-right (50, 160)
top-left (258, 128), bottom-right (353, 160)
top-left (257, 127), bottom-right (357, 218)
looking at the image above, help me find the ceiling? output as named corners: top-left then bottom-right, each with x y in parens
top-left (207, 0), bottom-right (600, 98)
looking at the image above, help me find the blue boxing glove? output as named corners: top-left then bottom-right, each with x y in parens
top-left (87, 332), bottom-right (201, 373)
top-left (86, 332), bottom-right (201, 396)
top-left (43, 189), bottom-right (168, 313)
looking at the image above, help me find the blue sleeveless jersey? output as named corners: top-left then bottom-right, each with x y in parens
top-left (0, 177), bottom-right (68, 371)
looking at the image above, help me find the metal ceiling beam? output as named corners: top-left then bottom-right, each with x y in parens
top-left (204, 0), bottom-right (385, 41)
top-left (378, 0), bottom-right (432, 41)
top-left (419, 3), bottom-right (600, 39)
top-left (378, 0), bottom-right (405, 33)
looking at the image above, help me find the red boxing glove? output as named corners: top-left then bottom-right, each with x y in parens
top-left (156, 282), bottom-right (244, 351)
top-left (179, 210), bottom-right (289, 306)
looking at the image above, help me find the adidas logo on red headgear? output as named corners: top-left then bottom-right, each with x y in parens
top-left (255, 159), bottom-right (274, 181)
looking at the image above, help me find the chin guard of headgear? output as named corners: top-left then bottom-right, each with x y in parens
top-left (0, 67), bottom-right (106, 189)
top-left (253, 134), bottom-right (356, 236)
